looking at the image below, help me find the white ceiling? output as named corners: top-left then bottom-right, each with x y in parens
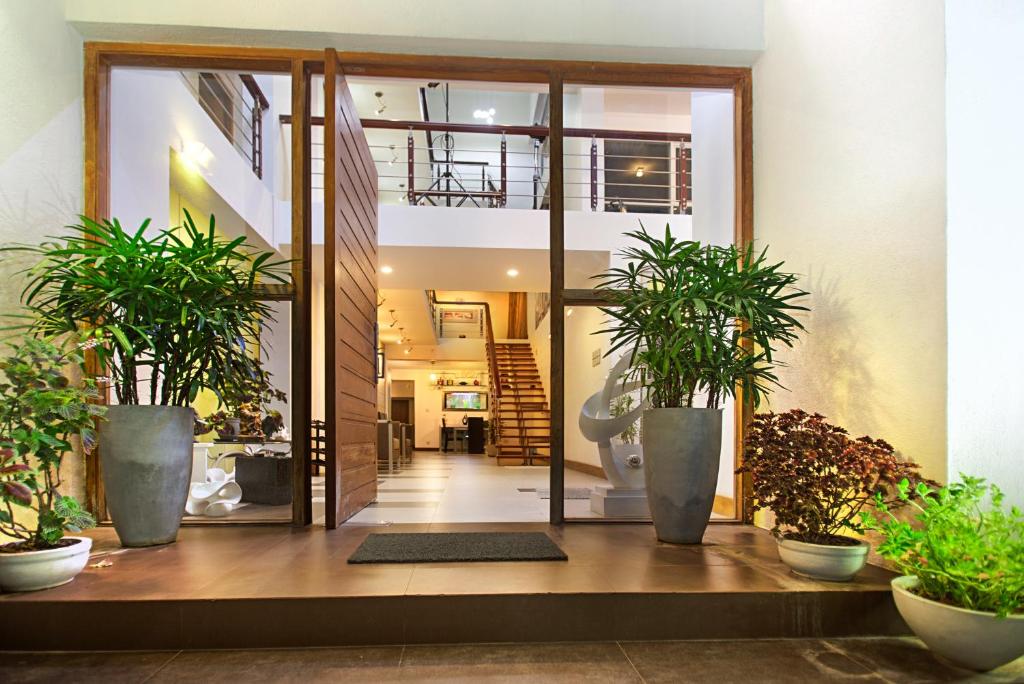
top-left (378, 245), bottom-right (609, 291)
top-left (377, 287), bottom-right (435, 346)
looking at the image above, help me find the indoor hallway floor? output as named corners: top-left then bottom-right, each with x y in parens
top-left (3, 638), bottom-right (1021, 683)
top-left (345, 449), bottom-right (609, 524)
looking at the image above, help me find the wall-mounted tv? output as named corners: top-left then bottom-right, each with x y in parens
top-left (443, 391), bottom-right (488, 411)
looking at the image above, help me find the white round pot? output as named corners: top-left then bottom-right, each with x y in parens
top-left (777, 537), bottom-right (869, 582)
top-left (0, 536), bottom-right (93, 592)
top-left (892, 576), bottom-right (1024, 671)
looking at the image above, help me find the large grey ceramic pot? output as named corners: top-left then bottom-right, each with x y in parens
top-left (99, 405), bottom-right (194, 547)
top-left (641, 407), bottom-right (722, 544)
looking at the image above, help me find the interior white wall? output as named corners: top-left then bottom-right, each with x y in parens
top-left (110, 69), bottom-right (277, 246)
top-left (65, 0), bottom-right (765, 65)
top-left (690, 92), bottom-right (735, 246)
top-left (946, 0), bottom-right (1024, 506)
top-left (753, 0), bottom-right (948, 482)
top-left (388, 365), bottom-right (489, 449)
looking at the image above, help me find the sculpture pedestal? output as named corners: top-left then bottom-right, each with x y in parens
top-left (590, 485), bottom-right (649, 518)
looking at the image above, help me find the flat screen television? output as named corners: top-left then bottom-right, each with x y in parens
top-left (443, 391), bottom-right (487, 411)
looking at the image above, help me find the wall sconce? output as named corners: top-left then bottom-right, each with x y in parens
top-left (180, 140), bottom-right (213, 171)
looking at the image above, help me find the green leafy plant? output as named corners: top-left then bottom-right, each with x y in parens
top-left (594, 224), bottom-right (808, 409)
top-left (739, 409), bottom-right (929, 545)
top-left (610, 394), bottom-right (638, 445)
top-left (0, 338), bottom-right (105, 550)
top-left (863, 476), bottom-right (1024, 617)
top-left (6, 210), bottom-right (289, 407)
top-left (204, 362), bottom-right (287, 437)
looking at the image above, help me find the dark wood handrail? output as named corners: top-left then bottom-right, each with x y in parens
top-left (279, 114), bottom-right (690, 142)
top-left (427, 290), bottom-right (501, 402)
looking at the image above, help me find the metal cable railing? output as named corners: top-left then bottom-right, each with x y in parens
top-left (283, 116), bottom-right (692, 213)
top-left (181, 71), bottom-right (267, 179)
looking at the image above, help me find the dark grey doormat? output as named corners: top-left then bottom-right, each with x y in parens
top-left (347, 532), bottom-right (568, 564)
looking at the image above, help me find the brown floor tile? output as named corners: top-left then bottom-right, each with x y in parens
top-left (0, 650), bottom-right (176, 683)
top-left (601, 561), bottom-right (791, 593)
top-left (148, 646), bottom-right (403, 683)
top-left (398, 641), bottom-right (641, 682)
top-left (827, 637), bottom-right (1024, 683)
top-left (620, 639), bottom-right (885, 683)
top-left (406, 562), bottom-right (613, 595)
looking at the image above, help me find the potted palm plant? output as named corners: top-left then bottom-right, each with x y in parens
top-left (864, 476), bottom-right (1024, 671)
top-left (595, 225), bottom-right (808, 543)
top-left (0, 338), bottom-right (104, 591)
top-left (9, 211), bottom-right (288, 547)
top-left (739, 409), bottom-right (928, 581)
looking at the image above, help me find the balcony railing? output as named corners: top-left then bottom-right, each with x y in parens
top-left (182, 72), bottom-right (268, 179)
top-left (281, 116), bottom-right (691, 213)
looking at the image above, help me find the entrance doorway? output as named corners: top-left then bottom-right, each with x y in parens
top-left (84, 44), bottom-right (753, 529)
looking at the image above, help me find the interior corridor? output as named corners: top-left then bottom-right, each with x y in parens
top-left (343, 451), bottom-right (607, 524)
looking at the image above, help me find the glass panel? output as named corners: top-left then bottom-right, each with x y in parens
top-left (109, 66), bottom-right (293, 524)
top-left (561, 82), bottom-right (740, 521)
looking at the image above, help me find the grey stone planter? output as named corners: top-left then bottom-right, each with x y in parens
top-left (99, 405), bottom-right (194, 547)
top-left (641, 407), bottom-right (722, 544)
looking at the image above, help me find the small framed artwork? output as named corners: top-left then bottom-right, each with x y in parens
top-left (441, 308), bottom-right (479, 324)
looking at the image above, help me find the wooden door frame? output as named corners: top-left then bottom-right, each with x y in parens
top-left (83, 42), bottom-right (753, 527)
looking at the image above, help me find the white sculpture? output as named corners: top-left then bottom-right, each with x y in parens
top-left (579, 355), bottom-right (649, 516)
top-left (185, 453), bottom-right (243, 517)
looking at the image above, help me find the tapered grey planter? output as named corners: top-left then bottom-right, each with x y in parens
top-left (99, 405), bottom-right (194, 547)
top-left (641, 407), bottom-right (722, 544)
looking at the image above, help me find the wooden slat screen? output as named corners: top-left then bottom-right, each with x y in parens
top-left (323, 49), bottom-right (379, 528)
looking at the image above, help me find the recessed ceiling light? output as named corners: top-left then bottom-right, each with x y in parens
top-left (381, 265), bottom-right (393, 274)
top-left (473, 108), bottom-right (496, 125)
top-left (506, 268), bottom-right (519, 277)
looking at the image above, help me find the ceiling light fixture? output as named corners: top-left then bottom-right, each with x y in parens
top-left (473, 107), bottom-right (496, 125)
top-left (381, 265), bottom-right (393, 274)
top-left (506, 268), bottom-right (519, 277)
top-left (634, 166), bottom-right (646, 178)
top-left (374, 91), bottom-right (387, 117)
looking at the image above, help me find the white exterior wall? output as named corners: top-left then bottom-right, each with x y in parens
top-left (753, 0), bottom-right (948, 482)
top-left (945, 0), bottom-right (1024, 506)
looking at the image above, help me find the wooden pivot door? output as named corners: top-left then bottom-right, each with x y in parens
top-left (323, 49), bottom-right (380, 528)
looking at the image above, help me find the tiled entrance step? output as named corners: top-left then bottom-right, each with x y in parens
top-left (0, 523), bottom-right (909, 651)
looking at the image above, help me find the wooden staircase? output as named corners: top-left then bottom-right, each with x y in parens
top-left (492, 342), bottom-right (550, 465)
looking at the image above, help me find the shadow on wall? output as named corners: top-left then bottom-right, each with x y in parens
top-left (770, 268), bottom-right (880, 440)
top-left (0, 174), bottom-right (81, 329)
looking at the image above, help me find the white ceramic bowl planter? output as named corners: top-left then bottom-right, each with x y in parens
top-left (0, 536), bottom-right (93, 592)
top-left (892, 576), bottom-right (1024, 672)
top-left (776, 537), bottom-right (869, 582)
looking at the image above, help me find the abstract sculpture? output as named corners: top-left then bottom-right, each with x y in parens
top-left (185, 453), bottom-right (243, 517)
top-left (579, 355), bottom-right (649, 516)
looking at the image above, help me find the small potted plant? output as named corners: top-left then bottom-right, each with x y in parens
top-left (864, 476), bottom-right (1023, 671)
top-left (739, 409), bottom-right (927, 581)
top-left (0, 338), bottom-right (105, 592)
top-left (204, 364), bottom-right (287, 440)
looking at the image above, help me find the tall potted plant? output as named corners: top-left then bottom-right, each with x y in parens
top-left (739, 409), bottom-right (928, 581)
top-left (9, 211), bottom-right (288, 547)
top-left (0, 338), bottom-right (104, 591)
top-left (595, 225), bottom-right (807, 543)
top-left (865, 477), bottom-right (1023, 671)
